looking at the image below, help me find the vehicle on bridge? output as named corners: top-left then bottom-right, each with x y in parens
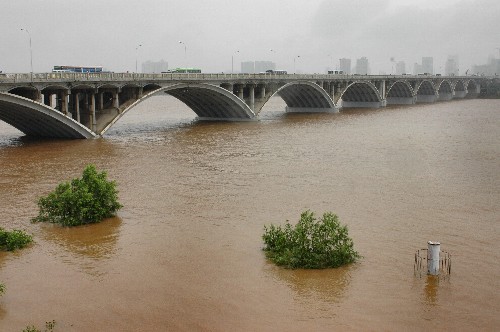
top-left (52, 65), bottom-right (104, 73)
top-left (265, 69), bottom-right (287, 74)
top-left (328, 70), bottom-right (344, 75)
top-left (162, 68), bottom-right (202, 73)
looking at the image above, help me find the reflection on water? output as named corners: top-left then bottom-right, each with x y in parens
top-left (266, 262), bottom-right (355, 304)
top-left (0, 97), bottom-right (499, 331)
top-left (39, 217), bottom-right (121, 277)
top-left (423, 275), bottom-right (439, 305)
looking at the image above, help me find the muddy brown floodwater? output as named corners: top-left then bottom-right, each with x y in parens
top-left (0, 97), bottom-right (499, 331)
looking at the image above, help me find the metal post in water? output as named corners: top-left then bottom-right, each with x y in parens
top-left (427, 241), bottom-right (440, 275)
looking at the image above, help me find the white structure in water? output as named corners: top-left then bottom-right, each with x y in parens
top-left (427, 241), bottom-right (440, 275)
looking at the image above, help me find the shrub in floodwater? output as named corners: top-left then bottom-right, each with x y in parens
top-left (23, 320), bottom-right (56, 332)
top-left (0, 228), bottom-right (33, 251)
top-left (32, 164), bottom-right (122, 227)
top-left (262, 210), bottom-right (360, 269)
top-left (0, 283), bottom-right (5, 296)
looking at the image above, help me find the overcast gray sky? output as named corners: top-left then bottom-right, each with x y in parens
top-left (1, 0), bottom-right (498, 74)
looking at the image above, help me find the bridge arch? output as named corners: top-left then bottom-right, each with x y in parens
top-left (143, 83), bottom-right (162, 94)
top-left (386, 81), bottom-right (415, 105)
top-left (465, 80), bottom-right (480, 98)
top-left (0, 92), bottom-right (96, 138)
top-left (271, 81), bottom-right (335, 113)
top-left (339, 81), bottom-right (383, 108)
top-left (415, 80), bottom-right (437, 103)
top-left (437, 80), bottom-right (453, 101)
top-left (453, 81), bottom-right (466, 98)
top-left (100, 83), bottom-right (255, 135)
top-left (8, 85), bottom-right (40, 101)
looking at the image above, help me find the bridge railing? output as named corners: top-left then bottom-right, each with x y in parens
top-left (0, 72), bottom-right (487, 84)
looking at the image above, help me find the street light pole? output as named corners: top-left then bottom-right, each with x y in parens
top-left (135, 44), bottom-right (142, 73)
top-left (232, 50), bottom-right (240, 74)
top-left (294, 55), bottom-right (300, 74)
top-left (178, 41), bottom-right (187, 68)
top-left (20, 28), bottom-right (33, 80)
top-left (270, 49), bottom-right (276, 70)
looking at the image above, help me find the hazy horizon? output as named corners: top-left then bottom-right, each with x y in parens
top-left (1, 0), bottom-right (499, 74)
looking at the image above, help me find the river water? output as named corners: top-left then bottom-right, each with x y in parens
top-left (0, 96), bottom-right (498, 331)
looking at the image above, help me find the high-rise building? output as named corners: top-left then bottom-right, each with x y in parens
top-left (355, 57), bottom-right (369, 75)
top-left (413, 63), bottom-right (423, 75)
top-left (241, 61), bottom-right (255, 73)
top-left (141, 60), bottom-right (168, 73)
top-left (422, 57), bottom-right (434, 74)
top-left (472, 56), bottom-right (500, 75)
top-left (395, 61), bottom-right (406, 75)
top-left (339, 58), bottom-right (351, 74)
top-left (255, 61), bottom-right (275, 73)
top-left (445, 55), bottom-right (459, 75)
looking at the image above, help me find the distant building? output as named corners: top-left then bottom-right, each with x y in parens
top-left (413, 63), bottom-right (423, 75)
top-left (355, 57), bottom-right (369, 75)
top-left (339, 58), bottom-right (351, 74)
top-left (142, 60), bottom-right (168, 73)
top-left (445, 56), bottom-right (459, 75)
top-left (241, 61), bottom-right (255, 73)
top-left (472, 56), bottom-right (500, 75)
top-left (422, 57), bottom-right (433, 74)
top-left (255, 61), bottom-right (276, 73)
top-left (395, 61), bottom-right (406, 75)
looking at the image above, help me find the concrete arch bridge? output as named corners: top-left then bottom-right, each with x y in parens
top-left (0, 72), bottom-right (488, 138)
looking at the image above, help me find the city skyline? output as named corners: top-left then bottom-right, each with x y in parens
top-left (1, 0), bottom-right (499, 75)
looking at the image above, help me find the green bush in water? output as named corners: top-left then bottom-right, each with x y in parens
top-left (0, 228), bottom-right (33, 251)
top-left (262, 210), bottom-right (360, 269)
top-left (32, 164), bottom-right (122, 227)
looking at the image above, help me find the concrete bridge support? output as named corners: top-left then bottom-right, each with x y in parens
top-left (0, 74), bottom-right (487, 139)
top-left (415, 81), bottom-right (437, 103)
top-left (466, 82), bottom-right (480, 98)
top-left (340, 82), bottom-right (384, 108)
top-left (74, 93), bottom-right (81, 122)
top-left (438, 93), bottom-right (453, 101)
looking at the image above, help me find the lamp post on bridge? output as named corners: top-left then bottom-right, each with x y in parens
top-left (293, 55), bottom-right (300, 74)
top-left (20, 28), bottom-right (33, 81)
top-left (232, 50), bottom-right (239, 74)
top-left (270, 49), bottom-right (276, 70)
top-left (135, 44), bottom-right (142, 73)
top-left (178, 41), bottom-right (187, 69)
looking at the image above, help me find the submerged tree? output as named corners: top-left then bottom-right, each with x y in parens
top-left (0, 228), bottom-right (33, 251)
top-left (32, 164), bottom-right (122, 226)
top-left (262, 210), bottom-right (360, 269)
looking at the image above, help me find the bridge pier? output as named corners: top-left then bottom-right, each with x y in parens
top-left (386, 97), bottom-right (415, 105)
top-left (416, 94), bottom-right (437, 103)
top-left (59, 90), bottom-right (69, 115)
top-left (249, 84), bottom-right (255, 111)
top-left (98, 92), bottom-right (104, 110)
top-left (236, 84), bottom-right (244, 100)
top-left (74, 93), bottom-right (81, 122)
top-left (89, 92), bottom-right (97, 132)
top-left (113, 89), bottom-right (120, 109)
top-left (438, 93), bottom-right (453, 101)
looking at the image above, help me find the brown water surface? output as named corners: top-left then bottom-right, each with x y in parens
top-left (0, 97), bottom-right (499, 331)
